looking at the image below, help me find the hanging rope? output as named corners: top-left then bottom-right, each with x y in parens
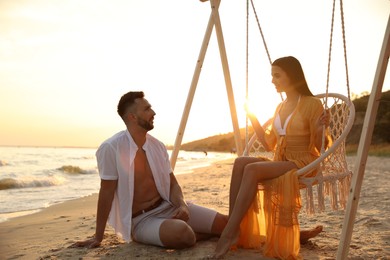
top-left (326, 0), bottom-right (351, 101)
top-left (248, 0), bottom-right (284, 102)
top-left (325, 0), bottom-right (336, 105)
top-left (245, 0), bottom-right (250, 154)
top-left (249, 0), bottom-right (272, 65)
top-left (321, 0), bottom-right (337, 154)
top-left (321, 0), bottom-right (351, 154)
top-left (340, 0), bottom-right (351, 100)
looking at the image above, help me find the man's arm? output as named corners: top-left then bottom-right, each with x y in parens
top-left (94, 179), bottom-right (117, 242)
top-left (70, 179), bottom-right (117, 248)
top-left (169, 173), bottom-right (189, 221)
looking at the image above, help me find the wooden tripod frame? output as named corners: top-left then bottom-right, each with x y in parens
top-left (170, 0), bottom-right (243, 169)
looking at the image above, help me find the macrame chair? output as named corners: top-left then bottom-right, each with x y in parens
top-left (243, 93), bottom-right (355, 214)
top-left (243, 0), bottom-right (355, 214)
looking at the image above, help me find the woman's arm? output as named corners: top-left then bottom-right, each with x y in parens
top-left (247, 112), bottom-right (271, 151)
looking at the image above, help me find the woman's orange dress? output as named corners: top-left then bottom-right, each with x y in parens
top-left (237, 96), bottom-right (330, 260)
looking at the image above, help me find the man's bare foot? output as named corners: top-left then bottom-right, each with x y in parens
top-left (300, 225), bottom-right (323, 244)
top-left (212, 232), bottom-right (239, 259)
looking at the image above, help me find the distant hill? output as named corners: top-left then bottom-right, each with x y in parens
top-left (180, 90), bottom-right (390, 152)
top-left (347, 90), bottom-right (390, 144)
top-left (179, 128), bottom-right (252, 152)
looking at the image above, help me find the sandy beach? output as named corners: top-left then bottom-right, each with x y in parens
top-left (0, 155), bottom-right (389, 259)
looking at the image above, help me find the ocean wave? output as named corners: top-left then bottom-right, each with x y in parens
top-left (0, 176), bottom-right (65, 190)
top-left (58, 165), bottom-right (95, 174)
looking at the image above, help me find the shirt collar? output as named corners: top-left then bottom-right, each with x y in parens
top-left (125, 130), bottom-right (149, 151)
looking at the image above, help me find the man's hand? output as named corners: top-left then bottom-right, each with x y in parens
top-left (172, 204), bottom-right (190, 222)
top-left (69, 237), bottom-right (101, 249)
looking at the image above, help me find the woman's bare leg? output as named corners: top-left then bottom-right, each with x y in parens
top-left (229, 157), bottom-right (263, 216)
top-left (213, 160), bottom-right (297, 258)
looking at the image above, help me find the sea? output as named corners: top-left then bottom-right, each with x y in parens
top-left (0, 146), bottom-right (235, 223)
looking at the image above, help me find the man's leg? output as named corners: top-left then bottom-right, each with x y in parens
top-left (211, 212), bottom-right (228, 235)
top-left (185, 203), bottom-right (227, 241)
top-left (159, 219), bottom-right (197, 248)
top-left (160, 211), bottom-right (228, 246)
top-left (132, 202), bottom-right (197, 249)
top-left (192, 212), bottom-right (228, 241)
top-left (300, 225), bottom-right (323, 244)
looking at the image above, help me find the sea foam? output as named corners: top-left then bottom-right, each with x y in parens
top-left (58, 165), bottom-right (96, 174)
top-left (0, 176), bottom-right (65, 190)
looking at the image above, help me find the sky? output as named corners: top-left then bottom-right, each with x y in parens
top-left (0, 0), bottom-right (389, 148)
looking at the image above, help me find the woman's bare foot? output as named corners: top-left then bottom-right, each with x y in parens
top-left (300, 225), bottom-right (323, 244)
top-left (212, 231), bottom-right (239, 259)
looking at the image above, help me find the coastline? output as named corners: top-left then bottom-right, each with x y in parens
top-left (0, 156), bottom-right (389, 259)
top-left (0, 147), bottom-right (233, 224)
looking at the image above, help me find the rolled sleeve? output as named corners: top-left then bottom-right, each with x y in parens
top-left (96, 142), bottom-right (119, 180)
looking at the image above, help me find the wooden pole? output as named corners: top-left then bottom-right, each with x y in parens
top-left (170, 0), bottom-right (220, 170)
top-left (210, 0), bottom-right (243, 156)
top-left (337, 14), bottom-right (390, 259)
top-left (171, 0), bottom-right (243, 169)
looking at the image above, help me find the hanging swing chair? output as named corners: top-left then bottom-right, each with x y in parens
top-left (243, 0), bottom-right (356, 214)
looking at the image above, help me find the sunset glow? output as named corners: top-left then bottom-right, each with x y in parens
top-left (0, 0), bottom-right (389, 147)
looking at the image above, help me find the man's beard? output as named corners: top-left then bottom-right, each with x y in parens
top-left (137, 118), bottom-right (154, 131)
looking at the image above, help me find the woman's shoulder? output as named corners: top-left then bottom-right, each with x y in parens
top-left (300, 95), bottom-right (324, 113)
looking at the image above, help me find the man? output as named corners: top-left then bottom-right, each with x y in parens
top-left (72, 91), bottom-right (228, 249)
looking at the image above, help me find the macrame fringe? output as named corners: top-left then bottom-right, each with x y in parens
top-left (317, 182), bottom-right (325, 212)
top-left (305, 185), bottom-right (314, 215)
top-left (302, 173), bottom-right (352, 215)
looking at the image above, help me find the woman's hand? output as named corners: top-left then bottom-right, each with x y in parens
top-left (244, 101), bottom-right (255, 117)
top-left (318, 109), bottom-right (330, 128)
top-left (315, 109), bottom-right (331, 150)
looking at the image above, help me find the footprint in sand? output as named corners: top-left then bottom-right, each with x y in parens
top-left (55, 215), bottom-right (71, 220)
top-left (363, 217), bottom-right (381, 227)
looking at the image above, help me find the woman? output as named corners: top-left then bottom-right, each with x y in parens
top-left (213, 56), bottom-right (330, 259)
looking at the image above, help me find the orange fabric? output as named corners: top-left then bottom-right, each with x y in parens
top-left (262, 170), bottom-right (302, 259)
top-left (238, 170), bottom-right (302, 259)
top-left (237, 96), bottom-right (330, 259)
top-left (268, 96), bottom-right (326, 167)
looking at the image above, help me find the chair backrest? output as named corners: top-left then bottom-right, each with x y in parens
top-left (298, 93), bottom-right (355, 177)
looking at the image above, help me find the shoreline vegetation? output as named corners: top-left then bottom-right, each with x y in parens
top-left (345, 143), bottom-right (390, 157)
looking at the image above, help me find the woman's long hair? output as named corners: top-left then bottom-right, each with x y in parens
top-left (272, 56), bottom-right (314, 96)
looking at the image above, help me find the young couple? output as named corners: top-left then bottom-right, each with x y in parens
top-left (71, 56), bottom-right (327, 259)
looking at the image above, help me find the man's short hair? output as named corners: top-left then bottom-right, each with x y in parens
top-left (117, 91), bottom-right (144, 119)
